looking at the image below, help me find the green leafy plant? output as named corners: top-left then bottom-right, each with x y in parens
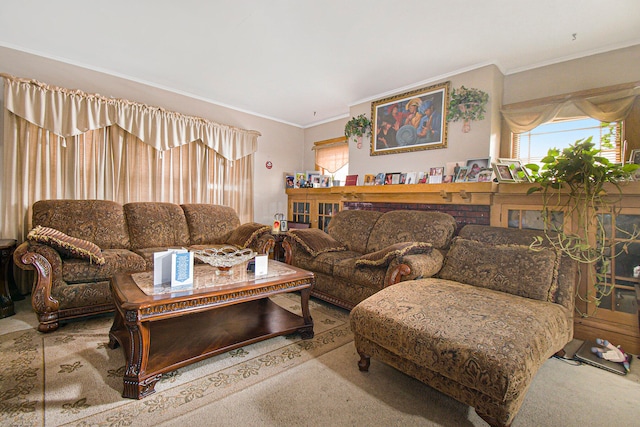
top-left (525, 136), bottom-right (639, 315)
top-left (446, 86), bottom-right (489, 124)
top-left (344, 114), bottom-right (371, 143)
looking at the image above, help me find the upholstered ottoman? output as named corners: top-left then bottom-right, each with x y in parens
top-left (350, 279), bottom-right (573, 426)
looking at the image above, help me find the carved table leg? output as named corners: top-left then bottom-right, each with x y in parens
top-left (121, 310), bottom-right (156, 399)
top-left (298, 286), bottom-right (314, 339)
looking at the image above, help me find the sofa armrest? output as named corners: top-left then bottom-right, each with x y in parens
top-left (384, 250), bottom-right (445, 287)
top-left (14, 242), bottom-right (62, 332)
top-left (253, 233), bottom-right (275, 255)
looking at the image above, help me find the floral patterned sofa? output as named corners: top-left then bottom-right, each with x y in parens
top-left (283, 209), bottom-right (457, 309)
top-left (350, 225), bottom-right (578, 427)
top-left (13, 200), bottom-right (274, 332)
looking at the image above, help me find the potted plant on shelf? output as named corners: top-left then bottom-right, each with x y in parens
top-left (344, 114), bottom-right (372, 149)
top-left (525, 136), bottom-right (639, 316)
top-left (446, 86), bottom-right (489, 133)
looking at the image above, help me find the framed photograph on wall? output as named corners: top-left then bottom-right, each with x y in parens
top-left (497, 158), bottom-right (532, 182)
top-left (370, 81), bottom-right (450, 156)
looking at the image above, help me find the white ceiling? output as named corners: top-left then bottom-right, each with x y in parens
top-left (1, 0), bottom-right (639, 128)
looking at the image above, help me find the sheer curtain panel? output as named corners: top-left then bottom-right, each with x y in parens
top-left (1, 75), bottom-right (260, 245)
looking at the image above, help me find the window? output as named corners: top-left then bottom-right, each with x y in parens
top-left (512, 117), bottom-right (623, 165)
top-left (314, 137), bottom-right (349, 183)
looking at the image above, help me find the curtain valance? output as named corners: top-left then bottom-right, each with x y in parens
top-left (2, 74), bottom-right (260, 161)
top-left (501, 83), bottom-right (640, 134)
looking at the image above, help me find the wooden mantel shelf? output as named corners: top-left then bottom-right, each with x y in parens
top-left (286, 180), bottom-right (640, 206)
top-left (287, 182), bottom-right (498, 205)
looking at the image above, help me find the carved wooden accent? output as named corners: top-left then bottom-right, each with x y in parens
top-left (387, 264), bottom-right (411, 286)
top-left (20, 251), bottom-right (60, 332)
top-left (283, 239), bottom-right (293, 265)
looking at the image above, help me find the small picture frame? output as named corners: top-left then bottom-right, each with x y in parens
top-left (294, 172), bottom-right (307, 188)
top-left (493, 163), bottom-right (517, 182)
top-left (455, 166), bottom-right (469, 182)
top-left (497, 158), bottom-right (532, 182)
top-left (477, 169), bottom-right (494, 182)
top-left (363, 174), bottom-right (376, 185)
top-left (465, 158), bottom-right (491, 182)
top-left (319, 175), bottom-right (331, 187)
top-left (285, 174), bottom-right (295, 188)
top-left (428, 167), bottom-right (444, 184)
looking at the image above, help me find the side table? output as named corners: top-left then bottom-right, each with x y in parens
top-left (271, 231), bottom-right (288, 262)
top-left (0, 239), bottom-right (17, 318)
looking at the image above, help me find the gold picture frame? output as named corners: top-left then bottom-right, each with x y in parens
top-left (370, 81), bottom-right (449, 156)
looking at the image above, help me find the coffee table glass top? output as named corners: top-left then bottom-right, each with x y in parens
top-left (132, 260), bottom-right (297, 296)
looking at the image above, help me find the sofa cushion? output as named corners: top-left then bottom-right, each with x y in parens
top-left (326, 210), bottom-right (383, 254)
top-left (355, 242), bottom-right (433, 267)
top-left (225, 223), bottom-right (271, 249)
top-left (288, 228), bottom-right (346, 256)
top-left (293, 250), bottom-right (361, 276)
top-left (62, 249), bottom-right (147, 282)
top-left (181, 204), bottom-right (241, 245)
top-left (365, 210), bottom-right (456, 253)
top-left (28, 226), bottom-right (106, 265)
top-left (458, 224), bottom-right (577, 311)
top-left (124, 202), bottom-right (191, 250)
top-left (438, 237), bottom-right (559, 302)
top-left (333, 258), bottom-right (388, 291)
top-left (31, 199), bottom-right (130, 249)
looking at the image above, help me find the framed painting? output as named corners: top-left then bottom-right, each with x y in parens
top-left (370, 81), bottom-right (449, 156)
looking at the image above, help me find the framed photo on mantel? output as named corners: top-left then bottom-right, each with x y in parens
top-left (371, 81), bottom-right (449, 156)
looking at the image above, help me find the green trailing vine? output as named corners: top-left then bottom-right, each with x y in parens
top-left (446, 86), bottom-right (489, 123)
top-left (525, 136), bottom-right (639, 315)
top-left (344, 114), bottom-right (371, 143)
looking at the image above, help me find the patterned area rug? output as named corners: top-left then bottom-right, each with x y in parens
top-left (0, 294), bottom-right (352, 426)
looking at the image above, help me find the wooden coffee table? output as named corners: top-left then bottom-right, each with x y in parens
top-left (108, 260), bottom-right (314, 399)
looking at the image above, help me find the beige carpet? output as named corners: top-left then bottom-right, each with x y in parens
top-left (2, 295), bottom-right (640, 427)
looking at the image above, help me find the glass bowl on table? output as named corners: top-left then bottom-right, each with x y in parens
top-left (191, 246), bottom-right (257, 275)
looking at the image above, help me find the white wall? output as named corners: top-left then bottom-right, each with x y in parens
top-left (0, 46), bottom-right (304, 225)
top-left (304, 45), bottom-right (640, 178)
top-left (304, 65), bottom-right (504, 180)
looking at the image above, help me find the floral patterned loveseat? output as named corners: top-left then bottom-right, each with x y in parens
top-left (350, 225), bottom-right (578, 427)
top-left (14, 200), bottom-right (274, 332)
top-left (283, 209), bottom-right (457, 309)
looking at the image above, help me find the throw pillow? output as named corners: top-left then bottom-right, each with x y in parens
top-left (27, 225), bottom-right (106, 265)
top-left (355, 242), bottom-right (433, 267)
top-left (287, 228), bottom-right (346, 257)
top-left (225, 223), bottom-right (271, 249)
top-left (438, 237), bottom-right (559, 302)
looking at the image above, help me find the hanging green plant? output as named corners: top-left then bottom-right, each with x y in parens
top-left (446, 86), bottom-right (489, 132)
top-left (525, 136), bottom-right (639, 316)
top-left (344, 114), bottom-right (372, 143)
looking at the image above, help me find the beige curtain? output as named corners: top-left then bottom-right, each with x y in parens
top-left (1, 75), bottom-right (259, 244)
top-left (501, 85), bottom-right (640, 134)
